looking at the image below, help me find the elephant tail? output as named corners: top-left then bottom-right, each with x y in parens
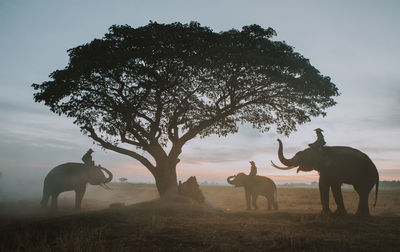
top-left (373, 175), bottom-right (379, 207)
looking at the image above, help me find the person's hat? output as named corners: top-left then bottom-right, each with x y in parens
top-left (249, 161), bottom-right (255, 165)
top-left (314, 128), bottom-right (323, 133)
top-left (88, 148), bottom-right (94, 153)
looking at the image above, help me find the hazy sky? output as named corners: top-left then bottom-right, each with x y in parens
top-left (1, 0), bottom-right (399, 196)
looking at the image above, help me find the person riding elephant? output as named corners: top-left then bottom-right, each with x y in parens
top-left (82, 148), bottom-right (95, 168)
top-left (271, 139), bottom-right (379, 216)
top-left (249, 161), bottom-right (257, 177)
top-left (308, 128), bottom-right (330, 167)
top-left (41, 161), bottom-right (113, 210)
top-left (308, 128), bottom-right (326, 149)
top-left (227, 161), bottom-right (278, 210)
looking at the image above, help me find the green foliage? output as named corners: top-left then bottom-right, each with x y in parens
top-left (32, 21), bottom-right (338, 171)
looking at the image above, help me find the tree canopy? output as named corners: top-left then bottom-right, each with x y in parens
top-left (32, 21), bottom-right (339, 196)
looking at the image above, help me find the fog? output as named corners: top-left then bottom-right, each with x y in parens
top-left (1, 1), bottom-right (400, 224)
top-left (1, 1), bottom-right (400, 208)
top-left (0, 181), bottom-right (160, 219)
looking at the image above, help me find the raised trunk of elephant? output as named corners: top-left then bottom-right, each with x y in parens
top-left (88, 165), bottom-right (113, 185)
top-left (277, 139), bottom-right (299, 166)
top-left (100, 167), bottom-right (113, 183)
top-left (227, 176), bottom-right (236, 185)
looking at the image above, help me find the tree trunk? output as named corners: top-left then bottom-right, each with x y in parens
top-left (154, 164), bottom-right (178, 199)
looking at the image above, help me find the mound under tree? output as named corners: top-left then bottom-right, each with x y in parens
top-left (32, 22), bottom-right (339, 198)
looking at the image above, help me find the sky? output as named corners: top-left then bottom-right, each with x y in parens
top-left (1, 0), bottom-right (399, 197)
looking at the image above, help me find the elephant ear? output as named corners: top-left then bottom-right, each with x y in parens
top-left (244, 174), bottom-right (255, 184)
top-left (316, 155), bottom-right (332, 172)
top-left (88, 166), bottom-right (107, 185)
top-left (235, 173), bottom-right (248, 186)
top-left (307, 148), bottom-right (331, 172)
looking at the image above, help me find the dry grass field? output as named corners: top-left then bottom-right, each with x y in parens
top-left (1, 183), bottom-right (400, 251)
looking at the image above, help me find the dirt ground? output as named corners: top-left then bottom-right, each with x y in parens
top-left (0, 183), bottom-right (399, 251)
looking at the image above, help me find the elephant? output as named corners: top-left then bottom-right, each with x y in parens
top-left (178, 176), bottom-right (223, 211)
top-left (178, 176), bottom-right (205, 204)
top-left (271, 139), bottom-right (379, 216)
top-left (41, 163), bottom-right (113, 209)
top-left (227, 168), bottom-right (278, 211)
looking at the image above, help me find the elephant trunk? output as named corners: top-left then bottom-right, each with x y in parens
top-left (271, 139), bottom-right (298, 170)
top-left (227, 175), bottom-right (236, 185)
top-left (100, 166), bottom-right (113, 183)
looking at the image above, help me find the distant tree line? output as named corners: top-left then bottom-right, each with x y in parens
top-left (379, 180), bottom-right (400, 189)
top-left (109, 179), bottom-right (400, 188)
top-left (280, 181), bottom-right (400, 189)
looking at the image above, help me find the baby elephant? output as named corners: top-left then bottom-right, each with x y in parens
top-left (227, 161), bottom-right (278, 210)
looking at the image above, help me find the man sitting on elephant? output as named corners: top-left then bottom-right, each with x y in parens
top-left (309, 128), bottom-right (326, 150)
top-left (249, 161), bottom-right (257, 177)
top-left (308, 128), bottom-right (331, 168)
top-left (82, 148), bottom-right (95, 168)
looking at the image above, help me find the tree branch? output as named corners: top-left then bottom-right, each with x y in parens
top-left (119, 129), bottom-right (141, 146)
top-left (84, 126), bottom-right (156, 175)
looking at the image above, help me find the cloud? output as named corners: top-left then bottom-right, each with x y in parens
top-left (0, 0), bottom-right (399, 187)
top-left (0, 99), bottom-right (43, 115)
top-left (340, 80), bottom-right (400, 130)
top-left (180, 124), bottom-right (280, 164)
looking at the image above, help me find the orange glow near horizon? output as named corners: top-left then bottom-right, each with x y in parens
top-left (108, 158), bottom-right (400, 184)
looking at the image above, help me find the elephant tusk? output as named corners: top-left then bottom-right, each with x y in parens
top-left (100, 183), bottom-right (112, 190)
top-left (99, 166), bottom-right (113, 183)
top-left (270, 161), bottom-right (297, 170)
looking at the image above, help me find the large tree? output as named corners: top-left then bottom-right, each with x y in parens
top-left (32, 22), bottom-right (339, 197)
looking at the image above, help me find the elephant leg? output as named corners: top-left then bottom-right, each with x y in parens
top-left (355, 190), bottom-right (370, 216)
top-left (245, 189), bottom-right (251, 210)
top-left (273, 199), bottom-right (278, 211)
top-left (274, 191), bottom-right (279, 210)
top-left (266, 195), bottom-right (272, 211)
top-left (319, 177), bottom-right (332, 215)
top-left (75, 186), bottom-right (86, 210)
top-left (331, 184), bottom-right (347, 215)
top-left (252, 194), bottom-right (258, 210)
top-left (270, 190), bottom-right (278, 210)
top-left (41, 190), bottom-right (50, 209)
top-left (50, 193), bottom-right (59, 210)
